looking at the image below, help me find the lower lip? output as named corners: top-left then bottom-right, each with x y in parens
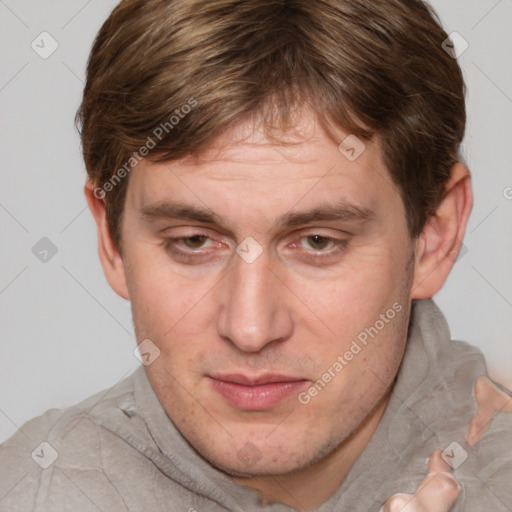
top-left (209, 378), bottom-right (309, 410)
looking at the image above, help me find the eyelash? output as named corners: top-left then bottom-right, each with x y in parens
top-left (163, 233), bottom-right (349, 264)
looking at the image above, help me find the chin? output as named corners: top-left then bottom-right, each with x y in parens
top-left (207, 452), bottom-right (305, 478)
top-left (198, 430), bottom-right (340, 478)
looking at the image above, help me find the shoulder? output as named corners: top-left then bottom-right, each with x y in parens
top-left (457, 373), bottom-right (512, 511)
top-left (434, 338), bottom-right (512, 510)
top-left (0, 370), bottom-right (139, 512)
top-left (394, 320), bottom-right (512, 511)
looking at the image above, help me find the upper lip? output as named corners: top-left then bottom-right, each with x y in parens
top-left (209, 373), bottom-right (307, 386)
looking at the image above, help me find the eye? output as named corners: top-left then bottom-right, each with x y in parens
top-left (300, 234), bottom-right (337, 251)
top-left (163, 233), bottom-right (221, 263)
top-left (291, 234), bottom-right (348, 262)
top-left (164, 232), bottom-right (349, 265)
top-left (177, 234), bottom-right (210, 249)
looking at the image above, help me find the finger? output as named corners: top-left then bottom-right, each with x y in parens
top-left (414, 471), bottom-right (461, 511)
top-left (381, 452), bottom-right (461, 512)
top-left (427, 449), bottom-right (451, 473)
top-left (380, 493), bottom-right (414, 512)
top-left (468, 376), bottom-right (512, 446)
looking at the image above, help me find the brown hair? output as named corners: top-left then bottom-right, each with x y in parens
top-left (76, 0), bottom-right (466, 251)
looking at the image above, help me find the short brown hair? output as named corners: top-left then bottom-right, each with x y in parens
top-left (76, 0), bottom-right (466, 251)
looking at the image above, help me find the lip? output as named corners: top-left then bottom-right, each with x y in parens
top-left (208, 373), bottom-right (310, 410)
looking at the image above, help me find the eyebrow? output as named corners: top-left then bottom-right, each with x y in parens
top-left (140, 199), bottom-right (376, 232)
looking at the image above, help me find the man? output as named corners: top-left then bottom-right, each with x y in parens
top-left (1, 0), bottom-right (511, 511)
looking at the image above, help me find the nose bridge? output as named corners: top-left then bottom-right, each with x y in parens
top-left (216, 249), bottom-right (290, 352)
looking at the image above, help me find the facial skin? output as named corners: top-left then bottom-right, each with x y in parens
top-left (86, 110), bottom-right (472, 510)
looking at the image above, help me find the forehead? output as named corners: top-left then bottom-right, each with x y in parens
top-left (133, 114), bottom-right (381, 180)
top-left (124, 114), bottom-right (402, 232)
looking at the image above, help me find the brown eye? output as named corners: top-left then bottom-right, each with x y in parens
top-left (304, 235), bottom-right (333, 251)
top-left (181, 235), bottom-right (209, 249)
top-left (291, 234), bottom-right (349, 265)
top-left (163, 233), bottom-right (225, 264)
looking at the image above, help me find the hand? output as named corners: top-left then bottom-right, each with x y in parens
top-left (380, 450), bottom-right (460, 512)
top-left (467, 376), bottom-right (512, 446)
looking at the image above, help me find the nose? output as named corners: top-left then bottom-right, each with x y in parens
top-left (216, 247), bottom-right (293, 353)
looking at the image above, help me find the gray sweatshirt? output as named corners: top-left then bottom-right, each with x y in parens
top-left (1, 298), bottom-right (511, 511)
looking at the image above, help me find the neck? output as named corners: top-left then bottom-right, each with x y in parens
top-left (233, 390), bottom-right (391, 511)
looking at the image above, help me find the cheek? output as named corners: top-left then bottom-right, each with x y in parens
top-left (126, 250), bottom-right (206, 342)
top-left (303, 302), bottom-right (409, 433)
top-left (292, 253), bottom-right (410, 407)
top-left (291, 244), bottom-right (406, 341)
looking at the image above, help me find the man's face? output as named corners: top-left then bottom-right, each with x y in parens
top-left (119, 114), bottom-right (415, 476)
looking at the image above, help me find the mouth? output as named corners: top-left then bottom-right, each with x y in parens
top-left (208, 373), bottom-right (310, 410)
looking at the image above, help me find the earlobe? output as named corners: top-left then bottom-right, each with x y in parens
top-left (84, 181), bottom-right (130, 300)
top-left (411, 163), bottom-right (473, 299)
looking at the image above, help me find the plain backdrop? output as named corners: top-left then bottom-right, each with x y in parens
top-left (0, 0), bottom-right (511, 444)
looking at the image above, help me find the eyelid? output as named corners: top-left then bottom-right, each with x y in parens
top-left (165, 233), bottom-right (223, 250)
top-left (287, 234), bottom-right (349, 259)
top-left (291, 235), bottom-right (340, 250)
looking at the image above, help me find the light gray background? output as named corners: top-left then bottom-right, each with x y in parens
top-left (1, 0), bottom-right (511, 444)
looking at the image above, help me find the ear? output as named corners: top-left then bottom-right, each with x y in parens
top-left (411, 163), bottom-right (473, 299)
top-left (84, 181), bottom-right (130, 300)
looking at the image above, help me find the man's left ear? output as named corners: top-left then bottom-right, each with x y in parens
top-left (411, 163), bottom-right (473, 299)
